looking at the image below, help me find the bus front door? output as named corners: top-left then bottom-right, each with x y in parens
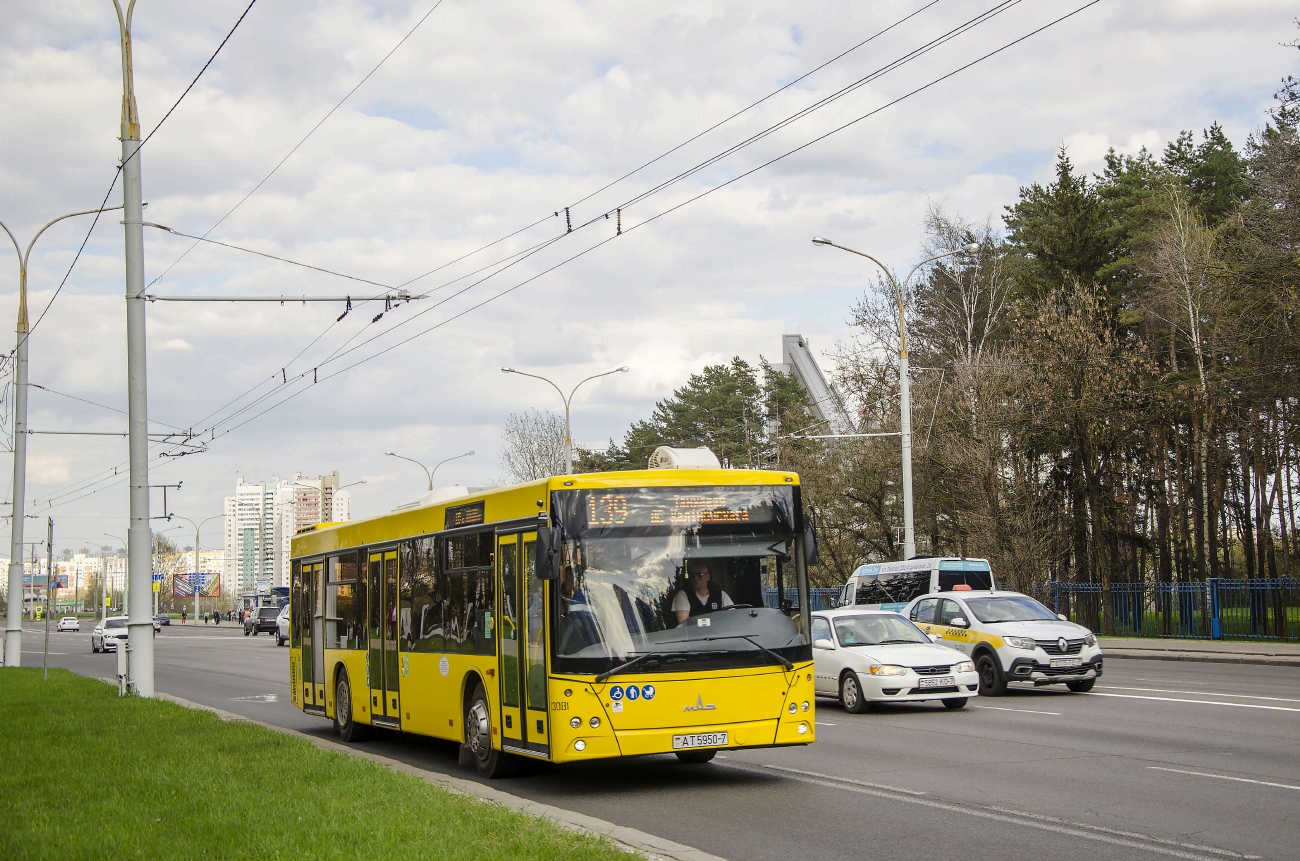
top-left (367, 550), bottom-right (401, 727)
top-left (496, 533), bottom-right (549, 756)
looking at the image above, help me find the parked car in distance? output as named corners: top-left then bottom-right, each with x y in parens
top-left (245, 605), bottom-right (280, 636)
top-left (154, 613), bottom-right (171, 627)
top-left (275, 605), bottom-right (289, 646)
top-left (811, 608), bottom-right (978, 712)
top-left (56, 616), bottom-right (80, 632)
top-left (903, 590), bottom-right (1103, 695)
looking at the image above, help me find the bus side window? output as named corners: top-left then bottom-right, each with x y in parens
top-left (911, 597), bottom-right (937, 624)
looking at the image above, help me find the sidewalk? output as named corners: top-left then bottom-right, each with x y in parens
top-left (1099, 636), bottom-right (1300, 668)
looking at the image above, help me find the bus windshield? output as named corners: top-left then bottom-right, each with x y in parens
top-left (551, 486), bottom-right (811, 675)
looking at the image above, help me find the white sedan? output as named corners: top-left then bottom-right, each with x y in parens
top-left (56, 616), bottom-right (80, 632)
top-left (811, 608), bottom-right (979, 712)
top-left (92, 616), bottom-right (130, 652)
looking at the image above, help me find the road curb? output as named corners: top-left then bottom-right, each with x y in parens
top-left (150, 689), bottom-right (727, 861)
top-left (1104, 650), bottom-right (1300, 668)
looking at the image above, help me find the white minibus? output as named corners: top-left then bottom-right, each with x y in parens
top-left (839, 557), bottom-right (995, 611)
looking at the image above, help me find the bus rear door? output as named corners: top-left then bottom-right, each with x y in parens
top-left (367, 549), bottom-right (401, 727)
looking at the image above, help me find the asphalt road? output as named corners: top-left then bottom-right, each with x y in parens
top-left (22, 622), bottom-right (1300, 861)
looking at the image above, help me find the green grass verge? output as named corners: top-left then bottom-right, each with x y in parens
top-left (0, 669), bottom-right (638, 861)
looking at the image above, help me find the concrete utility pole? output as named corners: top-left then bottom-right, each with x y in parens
top-left (42, 518), bottom-right (52, 680)
top-left (1, 207), bottom-right (121, 667)
top-left (114, 0), bottom-right (154, 696)
top-left (812, 237), bottom-right (978, 560)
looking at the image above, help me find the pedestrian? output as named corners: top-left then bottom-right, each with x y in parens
top-left (181, 609), bottom-right (186, 624)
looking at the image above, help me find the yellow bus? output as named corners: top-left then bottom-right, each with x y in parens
top-left (289, 457), bottom-right (816, 777)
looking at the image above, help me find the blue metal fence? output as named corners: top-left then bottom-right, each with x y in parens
top-left (763, 587), bottom-right (841, 611)
top-left (1037, 579), bottom-right (1299, 641)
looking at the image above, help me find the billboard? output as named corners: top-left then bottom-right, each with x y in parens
top-left (172, 572), bottom-right (221, 598)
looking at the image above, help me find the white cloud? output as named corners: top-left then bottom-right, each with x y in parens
top-left (0, 0), bottom-right (1294, 545)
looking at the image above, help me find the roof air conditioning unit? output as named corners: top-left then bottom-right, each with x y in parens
top-left (647, 446), bottom-right (721, 469)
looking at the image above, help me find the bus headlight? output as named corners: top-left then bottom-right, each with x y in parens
top-left (797, 723), bottom-right (808, 735)
top-left (1003, 636), bottom-right (1036, 651)
top-left (589, 716), bottom-right (601, 728)
top-left (801, 701), bottom-right (810, 712)
top-left (954, 661), bottom-right (975, 673)
top-left (570, 717), bottom-right (581, 729)
top-left (788, 702), bottom-right (798, 714)
top-left (869, 664), bottom-right (907, 676)
top-left (574, 740), bottom-right (586, 751)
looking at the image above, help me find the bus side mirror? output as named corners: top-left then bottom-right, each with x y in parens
top-left (803, 510), bottom-right (821, 566)
top-left (535, 523), bottom-right (559, 580)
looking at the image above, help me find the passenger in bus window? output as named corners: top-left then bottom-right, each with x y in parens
top-left (673, 564), bottom-right (733, 623)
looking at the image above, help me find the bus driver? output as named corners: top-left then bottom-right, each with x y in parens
top-left (673, 563), bottom-right (733, 623)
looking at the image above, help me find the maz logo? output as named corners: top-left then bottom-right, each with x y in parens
top-left (683, 695), bottom-right (716, 712)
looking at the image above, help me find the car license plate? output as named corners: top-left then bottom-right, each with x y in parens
top-left (1050, 656), bottom-right (1082, 668)
top-left (673, 732), bottom-right (728, 750)
top-left (918, 676), bottom-right (954, 689)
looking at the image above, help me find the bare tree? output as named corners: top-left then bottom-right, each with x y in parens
top-left (1140, 186), bottom-right (1225, 578)
top-left (500, 409), bottom-right (566, 483)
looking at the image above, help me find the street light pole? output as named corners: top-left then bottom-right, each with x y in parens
top-left (500, 366), bottom-right (630, 473)
top-left (113, 0), bottom-right (155, 696)
top-left (811, 237), bottom-right (978, 560)
top-left (1, 206), bottom-right (123, 668)
top-left (171, 514), bottom-right (222, 624)
top-left (384, 453), bottom-right (472, 491)
top-left (102, 534), bottom-right (125, 619)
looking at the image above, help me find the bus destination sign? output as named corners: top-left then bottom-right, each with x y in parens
top-left (584, 491), bottom-right (773, 528)
top-left (445, 500), bottom-right (486, 530)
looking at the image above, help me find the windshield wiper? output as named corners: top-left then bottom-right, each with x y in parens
top-left (694, 634), bottom-right (794, 670)
top-left (595, 652), bottom-right (668, 683)
top-left (876, 638), bottom-right (924, 645)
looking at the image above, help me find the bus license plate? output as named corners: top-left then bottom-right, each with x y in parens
top-left (918, 676), bottom-right (954, 689)
top-left (1050, 657), bottom-right (1082, 668)
top-left (673, 732), bottom-right (728, 750)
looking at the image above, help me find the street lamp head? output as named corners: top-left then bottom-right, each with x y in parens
top-left (811, 236), bottom-right (832, 246)
top-left (963, 242), bottom-right (980, 253)
top-left (618, 366), bottom-right (630, 373)
top-left (501, 367), bottom-right (516, 374)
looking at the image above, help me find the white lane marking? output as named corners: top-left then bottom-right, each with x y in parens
top-left (1105, 686), bottom-right (1300, 704)
top-left (973, 705), bottom-right (1061, 716)
top-left (1086, 692), bottom-right (1300, 713)
top-left (231, 693), bottom-right (279, 703)
top-left (760, 764), bottom-right (928, 795)
top-left (815, 721), bottom-right (837, 726)
top-left (1147, 767), bottom-right (1300, 792)
top-left (724, 762), bottom-right (1256, 860)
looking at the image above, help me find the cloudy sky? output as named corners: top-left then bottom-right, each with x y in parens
top-left (1, 0), bottom-right (1294, 553)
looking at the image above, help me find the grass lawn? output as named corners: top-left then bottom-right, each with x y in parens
top-left (0, 669), bottom-right (637, 861)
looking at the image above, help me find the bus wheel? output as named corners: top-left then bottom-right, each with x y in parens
top-left (466, 683), bottom-right (515, 778)
top-left (976, 654), bottom-right (1007, 697)
top-left (675, 750), bottom-right (716, 764)
top-left (840, 672), bottom-right (871, 714)
top-left (334, 669), bottom-right (370, 743)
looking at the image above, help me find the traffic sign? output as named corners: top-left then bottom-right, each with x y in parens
top-left (151, 572), bottom-right (164, 584)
